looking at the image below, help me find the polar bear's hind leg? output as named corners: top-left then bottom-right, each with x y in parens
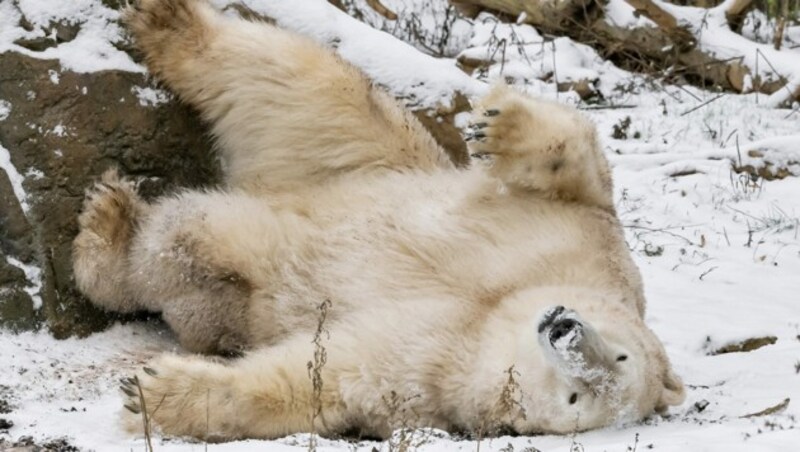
top-left (73, 169), bottom-right (146, 313)
top-left (126, 0), bottom-right (453, 193)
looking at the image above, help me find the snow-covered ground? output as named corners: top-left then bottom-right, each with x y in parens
top-left (1, 0), bottom-right (799, 451)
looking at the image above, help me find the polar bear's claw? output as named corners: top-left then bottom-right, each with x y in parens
top-left (124, 402), bottom-right (141, 414)
top-left (120, 384), bottom-right (137, 398)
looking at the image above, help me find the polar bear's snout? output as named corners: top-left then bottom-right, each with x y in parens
top-left (537, 305), bottom-right (617, 384)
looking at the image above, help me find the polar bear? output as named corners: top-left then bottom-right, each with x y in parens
top-left (71, 0), bottom-right (685, 441)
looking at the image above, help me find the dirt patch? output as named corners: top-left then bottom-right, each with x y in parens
top-left (710, 336), bottom-right (777, 355)
top-left (0, 437), bottom-right (81, 452)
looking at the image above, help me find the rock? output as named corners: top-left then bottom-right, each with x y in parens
top-left (0, 51), bottom-right (221, 337)
top-left (711, 336), bottom-right (778, 355)
top-left (741, 397), bottom-right (790, 418)
top-left (732, 149), bottom-right (799, 181)
top-left (0, 385), bottom-right (12, 414)
top-left (0, 436), bottom-right (80, 452)
top-left (412, 92), bottom-right (471, 168)
top-left (14, 19), bottom-right (81, 52)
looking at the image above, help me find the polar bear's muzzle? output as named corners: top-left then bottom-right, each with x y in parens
top-left (538, 305), bottom-right (616, 386)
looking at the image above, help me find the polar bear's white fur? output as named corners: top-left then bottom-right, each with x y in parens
top-left (72, 0), bottom-right (685, 440)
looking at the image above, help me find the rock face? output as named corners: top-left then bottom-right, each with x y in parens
top-left (0, 52), bottom-right (220, 337)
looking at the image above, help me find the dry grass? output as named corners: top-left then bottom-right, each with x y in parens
top-left (307, 299), bottom-right (332, 451)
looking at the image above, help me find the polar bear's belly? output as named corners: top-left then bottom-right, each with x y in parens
top-left (289, 171), bottom-right (625, 312)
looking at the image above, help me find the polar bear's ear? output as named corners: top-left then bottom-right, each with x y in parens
top-left (656, 370), bottom-right (686, 412)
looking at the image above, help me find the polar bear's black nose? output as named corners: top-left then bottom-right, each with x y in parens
top-left (549, 318), bottom-right (579, 345)
top-left (538, 305), bottom-right (566, 333)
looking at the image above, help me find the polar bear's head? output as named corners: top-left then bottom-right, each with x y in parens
top-left (500, 290), bottom-right (685, 434)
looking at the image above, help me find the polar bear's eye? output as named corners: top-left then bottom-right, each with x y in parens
top-left (616, 354), bottom-right (628, 362)
top-left (569, 393), bottom-right (578, 404)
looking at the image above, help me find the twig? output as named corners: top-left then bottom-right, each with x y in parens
top-left (624, 224), bottom-right (697, 245)
top-left (578, 104), bottom-right (638, 110)
top-left (755, 48), bottom-right (759, 104)
top-left (785, 104), bottom-right (799, 119)
top-left (699, 266), bottom-right (717, 280)
top-left (773, 0), bottom-right (789, 50)
top-left (755, 49), bottom-right (796, 100)
top-left (675, 84), bottom-right (702, 102)
top-left (680, 93), bottom-right (726, 116)
top-left (741, 398), bottom-right (790, 418)
top-left (134, 376), bottom-right (154, 452)
top-left (205, 389), bottom-right (210, 452)
top-left (552, 40), bottom-right (558, 99)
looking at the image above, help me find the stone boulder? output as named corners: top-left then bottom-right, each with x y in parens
top-left (0, 51), bottom-right (220, 337)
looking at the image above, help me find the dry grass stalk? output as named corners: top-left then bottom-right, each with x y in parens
top-left (133, 375), bottom-right (154, 452)
top-left (307, 299), bottom-right (332, 451)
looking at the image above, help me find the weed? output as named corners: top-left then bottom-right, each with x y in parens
top-left (382, 390), bottom-right (434, 452)
top-left (728, 167), bottom-right (763, 201)
top-left (612, 117), bottom-right (632, 140)
top-left (335, 0), bottom-right (467, 57)
top-left (476, 365), bottom-right (527, 448)
top-left (627, 432), bottom-right (640, 452)
top-left (131, 375), bottom-right (155, 452)
top-left (307, 299), bottom-right (332, 451)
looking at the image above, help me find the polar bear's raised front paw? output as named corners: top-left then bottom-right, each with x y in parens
top-left (466, 85), bottom-right (614, 210)
top-left (465, 102), bottom-right (536, 162)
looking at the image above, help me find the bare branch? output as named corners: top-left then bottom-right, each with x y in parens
top-left (623, 0), bottom-right (696, 50)
top-left (365, 0), bottom-right (398, 21)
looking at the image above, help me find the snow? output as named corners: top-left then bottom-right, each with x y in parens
top-left (212, 0), bottom-right (485, 108)
top-left (131, 86), bottom-right (172, 107)
top-left (48, 123), bottom-right (68, 137)
top-left (2, 0), bottom-right (800, 451)
top-left (458, 14), bottom-right (630, 100)
top-left (0, 100), bottom-right (10, 121)
top-left (47, 69), bottom-right (60, 85)
top-left (605, 0), bottom-right (656, 28)
top-left (4, 257), bottom-right (43, 310)
top-left (0, 0), bottom-right (142, 73)
top-left (660, 0), bottom-right (800, 95)
top-left (322, 0), bottom-right (473, 58)
top-left (0, 141), bottom-right (30, 213)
